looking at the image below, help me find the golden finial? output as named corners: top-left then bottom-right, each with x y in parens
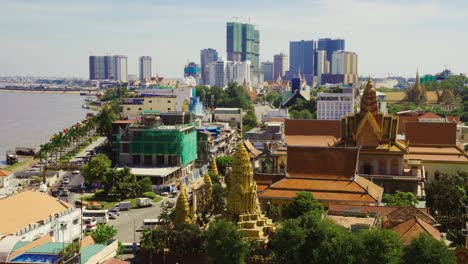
top-left (210, 159), bottom-right (219, 176)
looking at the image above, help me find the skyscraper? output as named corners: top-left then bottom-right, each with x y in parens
top-left (226, 22), bottom-right (260, 69)
top-left (104, 56), bottom-right (114, 80)
top-left (331, 51), bottom-right (358, 84)
top-left (139, 56), bottom-right (152, 81)
top-left (317, 38), bottom-right (345, 69)
top-left (289, 40), bottom-right (315, 85)
top-left (315, 50), bottom-right (328, 86)
top-left (200, 48), bottom-right (218, 85)
top-left (262, 61), bottom-right (274, 81)
top-left (208, 59), bottom-right (251, 88)
top-left (273, 53), bottom-right (288, 80)
top-left (89, 56), bottom-right (105, 80)
top-left (113, 55), bottom-right (128, 82)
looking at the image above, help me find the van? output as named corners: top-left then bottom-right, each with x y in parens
top-left (141, 219), bottom-right (162, 229)
top-left (121, 242), bottom-right (140, 254)
top-left (118, 201), bottom-right (132, 211)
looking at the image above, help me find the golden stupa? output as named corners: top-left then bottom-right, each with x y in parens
top-left (174, 184), bottom-right (191, 224)
top-left (226, 143), bottom-right (274, 239)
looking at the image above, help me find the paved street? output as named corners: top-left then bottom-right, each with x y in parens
top-left (108, 198), bottom-right (174, 243)
top-left (254, 103), bottom-right (272, 122)
top-left (71, 136), bottom-right (107, 162)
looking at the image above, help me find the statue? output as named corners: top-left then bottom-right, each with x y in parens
top-left (174, 184), bottom-right (191, 224)
top-left (210, 159), bottom-right (219, 176)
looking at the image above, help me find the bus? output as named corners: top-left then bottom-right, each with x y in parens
top-left (82, 210), bottom-right (109, 223)
top-left (141, 219), bottom-right (163, 229)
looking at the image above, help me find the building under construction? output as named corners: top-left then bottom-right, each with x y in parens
top-left (112, 112), bottom-right (197, 188)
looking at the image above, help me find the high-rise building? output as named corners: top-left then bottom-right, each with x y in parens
top-left (184, 62), bottom-right (201, 80)
top-left (273, 53), bottom-right (288, 80)
top-left (104, 56), bottom-right (114, 80)
top-left (226, 22), bottom-right (260, 69)
top-left (315, 50), bottom-right (328, 86)
top-left (317, 90), bottom-right (355, 120)
top-left (289, 40), bottom-right (315, 85)
top-left (200, 48), bottom-right (218, 85)
top-left (139, 56), bottom-right (152, 81)
top-left (331, 51), bottom-right (358, 84)
top-left (262, 61), bottom-right (274, 81)
top-left (208, 59), bottom-right (251, 88)
top-left (89, 56), bottom-right (105, 80)
top-left (317, 38), bottom-right (345, 69)
top-left (113, 55), bottom-right (128, 82)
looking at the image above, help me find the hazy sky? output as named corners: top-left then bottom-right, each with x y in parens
top-left (1, 0), bottom-right (467, 78)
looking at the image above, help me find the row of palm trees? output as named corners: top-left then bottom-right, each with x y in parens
top-left (35, 114), bottom-right (98, 165)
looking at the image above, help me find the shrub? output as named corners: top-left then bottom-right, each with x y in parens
top-left (143, 191), bottom-right (157, 199)
top-left (94, 189), bottom-right (106, 197)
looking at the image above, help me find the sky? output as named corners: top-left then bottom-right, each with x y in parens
top-left (0, 0), bottom-right (467, 78)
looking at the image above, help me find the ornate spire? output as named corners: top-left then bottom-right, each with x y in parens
top-left (226, 142), bottom-right (258, 216)
top-left (174, 184), bottom-right (191, 224)
top-left (210, 159), bottom-right (219, 176)
top-left (360, 77), bottom-right (378, 115)
top-left (415, 69), bottom-right (420, 89)
top-left (203, 173), bottom-right (213, 212)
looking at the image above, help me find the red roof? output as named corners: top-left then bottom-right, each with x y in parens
top-left (405, 122), bottom-right (457, 145)
top-left (0, 170), bottom-right (12, 177)
top-left (446, 116), bottom-right (460, 123)
top-left (418, 112), bottom-right (443, 119)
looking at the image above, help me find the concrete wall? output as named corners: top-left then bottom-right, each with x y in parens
top-left (121, 97), bottom-right (176, 118)
top-left (12, 208), bottom-right (81, 243)
top-left (84, 240), bottom-right (118, 264)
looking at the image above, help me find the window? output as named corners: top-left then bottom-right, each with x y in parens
top-left (167, 108), bottom-right (171, 111)
top-left (73, 218), bottom-right (79, 225)
top-left (149, 100), bottom-right (152, 103)
top-left (127, 108), bottom-right (130, 111)
top-left (167, 100), bottom-right (171, 103)
top-left (138, 108), bottom-right (142, 111)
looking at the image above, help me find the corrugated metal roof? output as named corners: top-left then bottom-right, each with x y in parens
top-left (11, 241), bottom-right (30, 252)
top-left (27, 242), bottom-right (68, 254)
top-left (81, 244), bottom-right (107, 264)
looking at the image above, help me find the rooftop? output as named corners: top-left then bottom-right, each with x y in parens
top-left (0, 191), bottom-right (72, 236)
top-left (391, 217), bottom-right (441, 245)
top-left (405, 122), bottom-right (457, 145)
top-left (122, 167), bottom-right (181, 177)
top-left (0, 170), bottom-right (12, 177)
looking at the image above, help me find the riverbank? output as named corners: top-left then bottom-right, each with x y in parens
top-left (0, 88), bottom-right (97, 95)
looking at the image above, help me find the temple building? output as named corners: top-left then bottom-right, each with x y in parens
top-left (225, 143), bottom-right (274, 239)
top-left (251, 78), bottom-right (468, 207)
top-left (384, 72), bottom-right (460, 111)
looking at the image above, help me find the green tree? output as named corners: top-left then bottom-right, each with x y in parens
top-left (402, 233), bottom-right (456, 264)
top-left (265, 91), bottom-right (282, 108)
top-left (212, 183), bottom-right (226, 215)
top-left (242, 109), bottom-right (258, 133)
top-left (80, 153), bottom-right (111, 186)
top-left (359, 229), bottom-right (404, 264)
top-left (108, 167), bottom-right (138, 199)
top-left (426, 171), bottom-right (467, 222)
top-left (270, 218), bottom-right (306, 264)
top-left (284, 192), bottom-right (324, 219)
top-left (96, 105), bottom-right (117, 139)
top-left (206, 220), bottom-right (248, 264)
top-left (137, 177), bottom-right (152, 194)
top-left (90, 223), bottom-right (117, 244)
top-left (168, 223), bottom-right (206, 257)
top-left (216, 156), bottom-right (233, 176)
top-left (289, 109), bottom-right (313, 119)
top-left (383, 191), bottom-right (419, 206)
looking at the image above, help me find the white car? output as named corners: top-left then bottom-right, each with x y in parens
top-left (108, 212), bottom-right (118, 219)
top-left (62, 178), bottom-right (70, 184)
top-left (72, 170), bottom-right (80, 174)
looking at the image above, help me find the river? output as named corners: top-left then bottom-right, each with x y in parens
top-left (0, 92), bottom-right (95, 165)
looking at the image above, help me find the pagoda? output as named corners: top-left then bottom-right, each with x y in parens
top-left (226, 143), bottom-right (274, 239)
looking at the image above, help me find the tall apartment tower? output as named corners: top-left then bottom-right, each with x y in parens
top-left (89, 56), bottom-right (105, 80)
top-left (317, 38), bottom-right (345, 69)
top-left (226, 22), bottom-right (260, 69)
top-left (315, 50), bottom-right (328, 85)
top-left (331, 51), bottom-right (358, 84)
top-left (262, 61), bottom-right (274, 81)
top-left (200, 48), bottom-right (218, 85)
top-left (289, 40), bottom-right (315, 85)
top-left (139, 56), bottom-right (152, 81)
top-left (113, 55), bottom-right (128, 82)
top-left (273, 53), bottom-right (288, 80)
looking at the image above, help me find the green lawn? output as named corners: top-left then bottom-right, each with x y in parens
top-left (82, 195), bottom-right (163, 210)
top-left (4, 161), bottom-right (27, 171)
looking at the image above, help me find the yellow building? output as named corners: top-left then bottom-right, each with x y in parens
top-left (120, 96), bottom-right (177, 118)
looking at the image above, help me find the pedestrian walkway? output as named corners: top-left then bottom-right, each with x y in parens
top-left (70, 137), bottom-right (107, 162)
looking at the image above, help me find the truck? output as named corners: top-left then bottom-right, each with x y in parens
top-left (136, 197), bottom-right (153, 208)
top-left (117, 201), bottom-right (132, 211)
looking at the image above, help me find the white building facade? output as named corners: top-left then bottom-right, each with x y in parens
top-left (317, 91), bottom-right (355, 120)
top-left (138, 86), bottom-right (194, 112)
top-left (208, 59), bottom-right (251, 88)
top-left (315, 50), bottom-right (328, 86)
top-left (114, 55), bottom-right (128, 82)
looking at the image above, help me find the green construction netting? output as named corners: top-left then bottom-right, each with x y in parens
top-left (130, 128), bottom-right (197, 166)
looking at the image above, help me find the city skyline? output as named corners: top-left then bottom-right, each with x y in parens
top-left (1, 0), bottom-right (467, 78)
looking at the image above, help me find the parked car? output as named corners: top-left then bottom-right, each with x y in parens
top-left (72, 170), bottom-right (80, 175)
top-left (84, 218), bottom-right (97, 231)
top-left (109, 207), bottom-right (120, 216)
top-left (108, 212), bottom-right (118, 219)
top-left (59, 190), bottom-right (70, 197)
top-left (51, 190), bottom-right (59, 197)
top-left (62, 178), bottom-right (70, 184)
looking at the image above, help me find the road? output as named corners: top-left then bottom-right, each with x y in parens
top-left (108, 197), bottom-right (174, 243)
top-left (254, 103), bottom-right (272, 122)
top-left (71, 136), bottom-right (107, 162)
